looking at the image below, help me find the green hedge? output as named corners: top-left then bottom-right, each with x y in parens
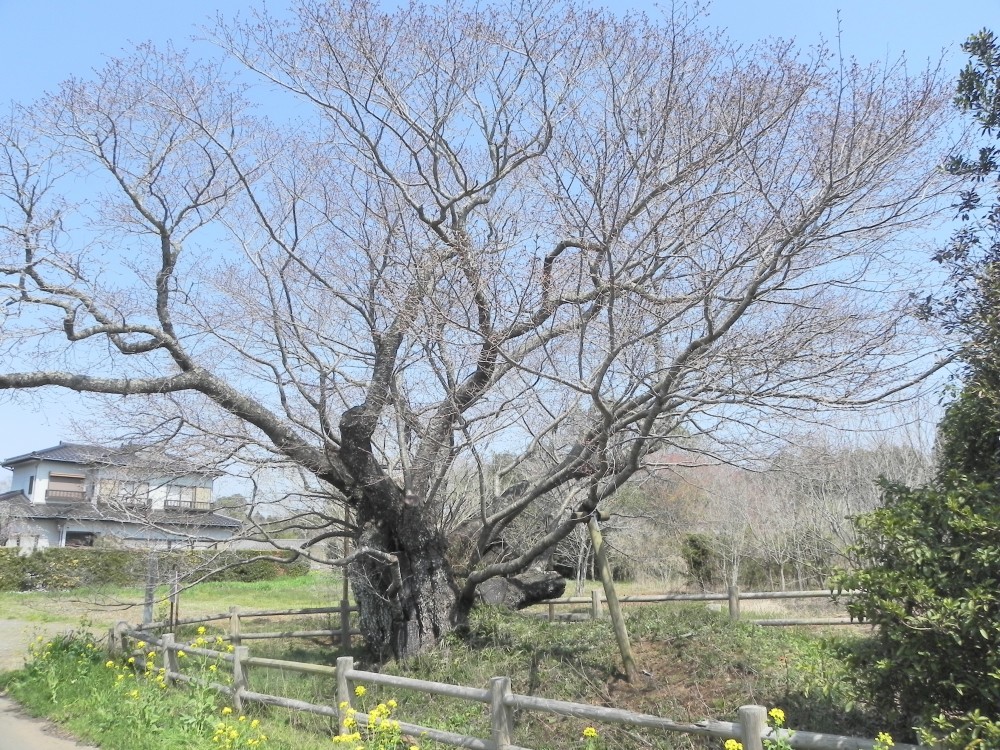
top-left (0, 548), bottom-right (311, 591)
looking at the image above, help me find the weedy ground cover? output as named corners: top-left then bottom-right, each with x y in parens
top-left (0, 578), bottom-right (887, 749)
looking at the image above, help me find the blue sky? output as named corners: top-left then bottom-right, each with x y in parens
top-left (0, 0), bottom-right (994, 475)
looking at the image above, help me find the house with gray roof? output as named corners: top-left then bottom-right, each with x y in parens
top-left (0, 442), bottom-right (240, 551)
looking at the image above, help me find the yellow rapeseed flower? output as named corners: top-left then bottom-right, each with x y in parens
top-left (583, 726), bottom-right (599, 739)
top-left (198, 626), bottom-right (207, 635)
top-left (105, 660), bottom-right (115, 668)
top-left (876, 732), bottom-right (895, 748)
top-left (354, 685), bottom-right (366, 697)
top-left (222, 707), bottom-right (233, 715)
top-left (136, 641), bottom-right (147, 649)
top-left (177, 650), bottom-right (187, 658)
top-left (725, 740), bottom-right (744, 750)
top-left (768, 708), bottom-right (785, 726)
top-left (250, 719), bottom-right (260, 729)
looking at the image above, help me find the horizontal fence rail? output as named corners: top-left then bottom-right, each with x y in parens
top-left (536, 587), bottom-right (861, 626)
top-left (113, 621), bottom-right (922, 750)
top-left (138, 602), bottom-right (359, 648)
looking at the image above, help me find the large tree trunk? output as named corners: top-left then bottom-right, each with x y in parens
top-left (349, 516), bottom-right (460, 661)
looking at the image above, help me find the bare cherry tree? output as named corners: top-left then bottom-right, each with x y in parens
top-left (0, 0), bottom-right (957, 657)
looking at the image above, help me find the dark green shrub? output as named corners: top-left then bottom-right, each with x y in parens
top-left (0, 548), bottom-right (310, 591)
top-left (834, 477), bottom-right (1000, 737)
top-left (0, 549), bottom-right (27, 590)
top-left (681, 533), bottom-right (720, 589)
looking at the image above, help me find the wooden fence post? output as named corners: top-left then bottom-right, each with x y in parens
top-left (489, 676), bottom-right (514, 750)
top-left (232, 645), bottom-right (249, 713)
top-left (737, 704), bottom-right (767, 750)
top-left (162, 633), bottom-right (180, 686)
top-left (229, 606), bottom-right (241, 649)
top-left (109, 621), bottom-right (127, 655)
top-left (548, 602), bottom-right (555, 623)
top-left (336, 655), bottom-right (354, 728)
top-left (590, 589), bottom-right (603, 620)
top-left (728, 585), bottom-right (741, 621)
top-left (339, 599), bottom-right (351, 649)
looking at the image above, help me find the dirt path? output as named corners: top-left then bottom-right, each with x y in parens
top-left (0, 621), bottom-right (102, 748)
top-left (0, 696), bottom-right (99, 749)
top-left (0, 620), bottom-right (87, 672)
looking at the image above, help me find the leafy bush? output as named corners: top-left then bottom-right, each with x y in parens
top-left (0, 548), bottom-right (310, 591)
top-left (834, 477), bottom-right (1000, 737)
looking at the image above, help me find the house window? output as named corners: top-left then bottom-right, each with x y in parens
top-left (116, 481), bottom-right (150, 508)
top-left (64, 531), bottom-right (95, 547)
top-left (27, 475), bottom-right (34, 496)
top-left (46, 473), bottom-right (86, 502)
top-left (164, 485), bottom-right (208, 510)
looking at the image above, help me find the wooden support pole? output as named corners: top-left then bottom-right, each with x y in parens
top-left (588, 517), bottom-right (638, 682)
top-left (339, 599), bottom-right (351, 649)
top-left (162, 633), bottom-right (180, 686)
top-left (336, 655), bottom-right (354, 728)
top-left (590, 589), bottom-right (602, 620)
top-left (169, 568), bottom-right (181, 630)
top-left (728, 585), bottom-right (741, 621)
top-left (548, 602), bottom-right (555, 623)
top-left (489, 676), bottom-right (514, 750)
top-left (143, 554), bottom-right (157, 626)
top-left (232, 645), bottom-right (249, 714)
top-left (737, 704), bottom-right (767, 750)
top-left (229, 606), bottom-right (241, 649)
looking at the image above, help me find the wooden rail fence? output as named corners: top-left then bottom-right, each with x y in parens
top-left (138, 601), bottom-right (360, 647)
top-left (538, 587), bottom-right (860, 626)
top-left (111, 620), bottom-right (920, 750)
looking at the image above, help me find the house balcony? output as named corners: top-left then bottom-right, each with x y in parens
top-left (45, 489), bottom-right (87, 503)
top-left (165, 499), bottom-right (212, 512)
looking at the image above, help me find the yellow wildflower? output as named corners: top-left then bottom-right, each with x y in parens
top-left (876, 732), bottom-right (894, 748)
top-left (250, 719), bottom-right (260, 729)
top-left (387, 699), bottom-right (397, 709)
top-left (197, 626), bottom-right (207, 635)
top-left (354, 685), bottom-right (366, 697)
top-left (136, 640), bottom-right (147, 649)
top-left (768, 708), bottom-right (785, 726)
top-left (583, 727), bottom-right (599, 739)
top-left (177, 650), bottom-right (187, 658)
top-left (725, 741), bottom-right (744, 750)
top-left (105, 660), bottom-right (115, 668)
top-left (222, 707), bottom-right (233, 715)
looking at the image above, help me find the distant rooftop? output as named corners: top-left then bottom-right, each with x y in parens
top-left (0, 490), bottom-right (240, 528)
top-left (2, 442), bottom-right (221, 476)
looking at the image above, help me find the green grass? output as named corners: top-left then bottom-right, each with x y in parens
top-left (0, 571), bottom-right (346, 628)
top-left (0, 576), bottom-right (883, 750)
